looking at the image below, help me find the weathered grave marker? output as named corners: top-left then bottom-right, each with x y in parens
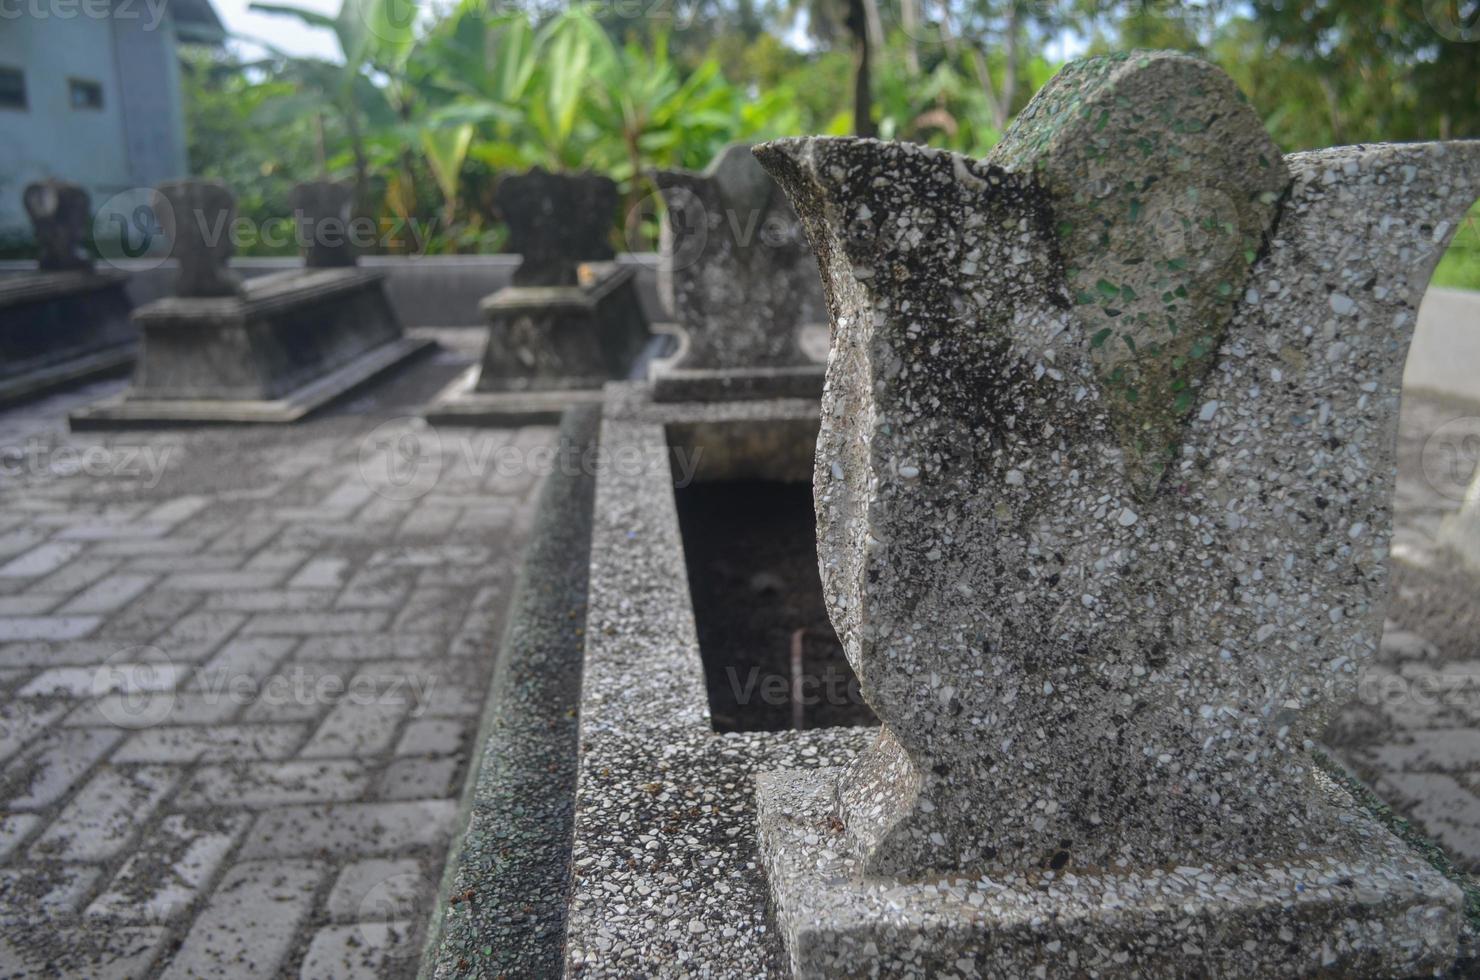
top-left (753, 51), bottom-right (1480, 977)
top-left (425, 169), bottom-right (655, 424)
top-left (496, 168), bottom-right (618, 287)
top-left (23, 179), bottom-right (94, 272)
top-left (650, 142), bottom-right (826, 400)
top-left (289, 180), bottom-right (357, 269)
top-left (157, 179), bottom-right (244, 298)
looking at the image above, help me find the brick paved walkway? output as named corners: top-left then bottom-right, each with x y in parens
top-left (0, 334), bottom-right (555, 977)
top-left (1326, 390), bottom-right (1480, 873)
top-left (3, 339), bottom-right (1480, 976)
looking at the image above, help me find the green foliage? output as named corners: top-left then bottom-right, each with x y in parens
top-left (180, 0), bottom-right (1480, 285)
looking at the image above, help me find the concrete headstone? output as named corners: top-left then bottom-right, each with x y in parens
top-left (753, 50), bottom-right (1480, 976)
top-left (495, 169), bottom-right (617, 287)
top-left (655, 143), bottom-right (823, 370)
top-left (289, 180), bottom-right (356, 268)
top-left (23, 180), bottom-right (93, 272)
top-left (157, 179), bottom-right (243, 298)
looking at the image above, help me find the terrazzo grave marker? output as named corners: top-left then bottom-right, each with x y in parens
top-left (650, 143), bottom-right (827, 400)
top-left (753, 50), bottom-right (1480, 977)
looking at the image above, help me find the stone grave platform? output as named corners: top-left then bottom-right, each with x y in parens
top-left (0, 271), bottom-right (136, 408)
top-left (424, 264), bottom-right (668, 426)
top-left (71, 268), bottom-right (433, 428)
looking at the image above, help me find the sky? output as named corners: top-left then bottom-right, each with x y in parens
top-left (211, 0), bottom-right (345, 61)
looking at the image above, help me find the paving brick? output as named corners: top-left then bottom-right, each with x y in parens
top-left (204, 590), bottom-right (335, 612)
top-left (335, 566), bottom-right (414, 609)
top-left (65, 692), bottom-right (241, 728)
top-left (152, 610), bottom-right (247, 662)
top-left (158, 860), bottom-right (326, 979)
top-left (394, 718), bottom-right (465, 757)
top-left (57, 573), bottom-right (158, 615)
top-left (56, 521), bottom-right (170, 541)
top-left (30, 764), bottom-right (179, 861)
top-left (97, 590), bottom-right (203, 644)
top-left (0, 594), bottom-right (60, 616)
top-left (298, 921), bottom-right (417, 980)
top-left (0, 698), bottom-right (69, 769)
top-left (91, 537), bottom-right (203, 557)
top-left (391, 586), bottom-right (467, 635)
top-left (143, 495), bottom-right (211, 527)
top-left (124, 553), bottom-right (243, 573)
top-left (1367, 729), bottom-right (1480, 773)
top-left (395, 506), bottom-right (460, 538)
top-left (243, 547), bottom-right (311, 572)
top-left (19, 660), bottom-right (186, 699)
top-left (0, 727), bottom-right (120, 808)
top-left (287, 558), bottom-right (349, 590)
top-left (0, 615), bottom-right (101, 641)
top-left (0, 925), bottom-right (170, 977)
top-left (300, 700), bottom-right (409, 758)
top-left (0, 639), bottom-right (132, 669)
top-left (28, 556), bottom-right (119, 595)
top-left (0, 813), bottom-right (39, 861)
top-left (113, 724), bottom-right (306, 764)
top-left (159, 570), bottom-right (285, 593)
top-left (293, 634), bottom-right (444, 662)
top-left (187, 636), bottom-right (296, 695)
top-left (0, 542), bottom-right (84, 578)
top-left (205, 521), bottom-right (282, 555)
top-left (0, 526), bottom-right (47, 560)
top-left (324, 858), bottom-right (427, 922)
top-left (176, 760), bottom-right (370, 808)
top-left (87, 811), bottom-right (252, 922)
top-left (377, 757), bottom-right (460, 801)
top-left (0, 864), bottom-right (101, 917)
top-left (238, 800), bottom-right (458, 859)
top-left (1377, 772), bottom-right (1480, 867)
top-left (242, 611), bottom-right (389, 636)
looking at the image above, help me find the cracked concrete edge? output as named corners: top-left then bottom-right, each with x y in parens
top-left (418, 404), bottom-right (599, 980)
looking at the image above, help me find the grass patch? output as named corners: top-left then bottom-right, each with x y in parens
top-left (1433, 201), bottom-right (1480, 293)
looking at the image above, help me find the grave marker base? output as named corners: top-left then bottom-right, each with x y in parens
top-left (757, 767), bottom-right (1461, 979)
top-left (69, 268), bottom-right (430, 427)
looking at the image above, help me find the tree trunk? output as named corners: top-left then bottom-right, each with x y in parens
top-left (900, 0), bottom-right (920, 74)
top-left (848, 0), bottom-right (876, 137)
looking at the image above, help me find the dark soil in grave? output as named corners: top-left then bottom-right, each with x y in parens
top-left (673, 479), bottom-right (877, 732)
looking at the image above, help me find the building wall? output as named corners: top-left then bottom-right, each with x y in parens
top-left (0, 4), bottom-right (187, 238)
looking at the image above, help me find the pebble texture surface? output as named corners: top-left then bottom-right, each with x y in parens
top-left (751, 50), bottom-right (1480, 975)
top-left (756, 53), bottom-right (1480, 879)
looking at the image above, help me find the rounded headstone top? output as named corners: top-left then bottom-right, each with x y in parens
top-left (995, 51), bottom-right (1292, 490)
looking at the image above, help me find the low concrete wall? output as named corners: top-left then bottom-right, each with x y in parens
top-left (0, 253), bottom-right (668, 329)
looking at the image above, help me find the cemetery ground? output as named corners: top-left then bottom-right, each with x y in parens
top-left (0, 329), bottom-right (557, 977)
top-left (1, 294), bottom-right (1480, 976)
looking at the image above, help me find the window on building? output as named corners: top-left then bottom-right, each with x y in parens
top-left (0, 68), bottom-right (24, 111)
top-left (68, 79), bottom-right (103, 111)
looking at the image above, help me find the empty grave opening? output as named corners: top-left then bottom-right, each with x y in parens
top-left (667, 419), bottom-right (876, 733)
